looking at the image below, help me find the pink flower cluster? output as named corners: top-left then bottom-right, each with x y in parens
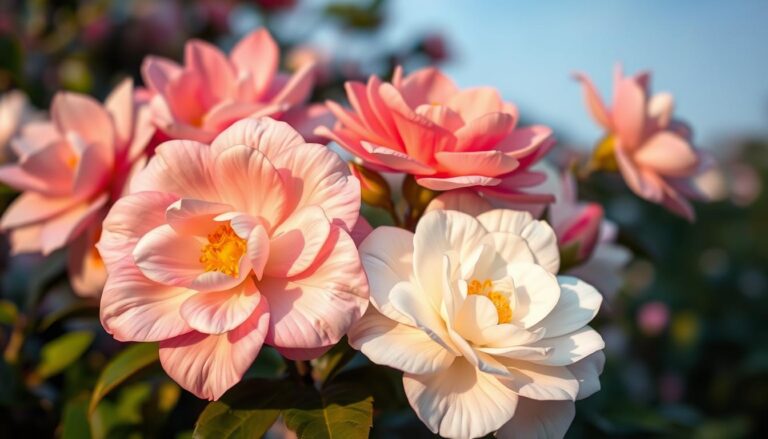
top-left (0, 27), bottom-right (714, 438)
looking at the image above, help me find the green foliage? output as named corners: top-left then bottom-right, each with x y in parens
top-left (0, 300), bottom-right (18, 325)
top-left (35, 331), bottom-right (94, 380)
top-left (89, 342), bottom-right (160, 413)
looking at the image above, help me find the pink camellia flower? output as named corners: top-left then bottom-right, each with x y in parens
top-left (317, 67), bottom-right (555, 205)
top-left (142, 28), bottom-right (332, 144)
top-left (97, 118), bottom-right (368, 400)
top-left (575, 66), bottom-right (709, 220)
top-left (0, 80), bottom-right (154, 297)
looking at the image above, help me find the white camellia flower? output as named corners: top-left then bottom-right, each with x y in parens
top-left (349, 209), bottom-right (605, 438)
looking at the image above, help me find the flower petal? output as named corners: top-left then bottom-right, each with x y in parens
top-left (496, 398), bottom-right (575, 439)
top-left (506, 262), bottom-right (560, 329)
top-left (531, 276), bottom-right (602, 338)
top-left (500, 360), bottom-right (578, 401)
top-left (130, 140), bottom-right (219, 201)
top-left (568, 351), bottom-right (605, 400)
top-left (229, 29), bottom-right (278, 98)
top-left (634, 132), bottom-right (699, 177)
top-left (477, 209), bottom-right (560, 273)
top-left (165, 198), bottom-right (232, 235)
top-left (416, 175), bottom-right (500, 191)
top-left (180, 278), bottom-right (263, 334)
top-left (264, 205), bottom-right (331, 278)
top-left (403, 358), bottom-right (518, 439)
top-left (527, 326), bottom-right (605, 366)
top-left (261, 228), bottom-right (368, 348)
top-left (573, 72), bottom-right (612, 129)
top-left (348, 308), bottom-right (456, 375)
top-left (425, 190), bottom-right (492, 217)
top-left (159, 295), bottom-right (270, 400)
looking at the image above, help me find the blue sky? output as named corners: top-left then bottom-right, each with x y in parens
top-left (381, 0), bottom-right (768, 149)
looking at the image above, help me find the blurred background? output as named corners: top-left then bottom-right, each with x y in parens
top-left (0, 0), bottom-right (766, 437)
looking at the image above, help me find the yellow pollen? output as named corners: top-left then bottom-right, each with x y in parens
top-left (467, 278), bottom-right (512, 324)
top-left (66, 155), bottom-right (78, 169)
top-left (199, 224), bottom-right (246, 277)
top-left (591, 134), bottom-right (619, 172)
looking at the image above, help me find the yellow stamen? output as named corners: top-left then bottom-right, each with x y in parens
top-left (467, 278), bottom-right (512, 324)
top-left (591, 133), bottom-right (619, 172)
top-left (199, 224), bottom-right (246, 277)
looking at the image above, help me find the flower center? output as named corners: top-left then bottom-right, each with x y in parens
top-left (467, 278), bottom-right (512, 324)
top-left (591, 133), bottom-right (619, 171)
top-left (199, 224), bottom-right (246, 277)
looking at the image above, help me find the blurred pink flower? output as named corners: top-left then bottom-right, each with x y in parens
top-left (97, 118), bottom-right (368, 400)
top-left (0, 91), bottom-right (39, 163)
top-left (0, 80), bottom-right (154, 297)
top-left (575, 66), bottom-right (710, 220)
top-left (637, 301), bottom-right (670, 336)
top-left (318, 67), bottom-right (555, 205)
top-left (142, 28), bottom-right (331, 144)
top-left (287, 45), bottom-right (332, 85)
top-left (548, 172), bottom-right (603, 265)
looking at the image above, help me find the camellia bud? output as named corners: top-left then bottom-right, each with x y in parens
top-left (557, 203), bottom-right (604, 270)
top-left (348, 161), bottom-right (393, 210)
top-left (402, 174), bottom-right (439, 213)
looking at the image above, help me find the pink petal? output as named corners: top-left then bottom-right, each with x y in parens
top-left (100, 257), bottom-right (195, 342)
top-left (634, 132), bottom-right (699, 177)
top-left (361, 141), bottom-right (436, 175)
top-left (498, 125), bottom-right (554, 159)
top-left (162, 70), bottom-right (209, 129)
top-left (202, 100), bottom-right (264, 133)
top-left (51, 92), bottom-right (115, 163)
top-left (210, 117), bottom-right (304, 162)
top-left (435, 150), bottom-right (519, 177)
top-left (573, 72), bottom-right (612, 129)
top-left (344, 80), bottom-right (394, 141)
top-left (612, 77), bottom-right (647, 150)
top-left (647, 92), bottom-right (674, 130)
top-left (211, 144), bottom-right (287, 229)
top-left (104, 78), bottom-right (136, 154)
top-left (261, 227), bottom-right (368, 349)
top-left (18, 140), bottom-right (77, 195)
top-left (365, 75), bottom-right (402, 142)
top-left (414, 104), bottom-right (464, 132)
top-left (180, 278), bottom-right (263, 334)
top-left (264, 206), bottom-right (331, 278)
top-left (349, 216), bottom-right (373, 246)
top-left (270, 141), bottom-right (361, 232)
top-left (11, 122), bottom-right (59, 158)
top-left (1, 193), bottom-right (80, 230)
top-left (229, 29), bottom-right (279, 99)
top-left (280, 104), bottom-right (336, 144)
top-left (40, 194), bottom-right (108, 255)
top-left (270, 64), bottom-right (314, 107)
top-left (98, 191), bottom-right (179, 270)
top-left (71, 140), bottom-right (112, 199)
top-left (247, 222), bottom-right (270, 279)
top-left (141, 56), bottom-right (182, 93)
top-left (133, 223), bottom-right (251, 292)
top-left (159, 295), bottom-right (270, 400)
top-left (615, 147), bottom-right (665, 202)
top-left (446, 86), bottom-right (505, 122)
top-left (9, 225), bottom-right (43, 254)
top-left (416, 175), bottom-right (501, 191)
top-left (398, 67), bottom-right (459, 107)
top-left (184, 39), bottom-right (235, 103)
top-left (165, 198), bottom-right (232, 235)
top-left (661, 183), bottom-right (696, 221)
top-left (131, 140), bottom-right (218, 201)
top-left (67, 222), bottom-right (107, 298)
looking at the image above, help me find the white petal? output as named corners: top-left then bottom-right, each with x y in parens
top-left (506, 263), bottom-right (560, 328)
top-left (527, 326), bottom-right (604, 366)
top-left (568, 351), bottom-right (605, 400)
top-left (403, 358), bottom-right (518, 439)
top-left (348, 308), bottom-right (455, 375)
top-left (390, 281), bottom-right (459, 355)
top-left (413, 210), bottom-right (488, 310)
top-left (477, 209), bottom-right (560, 273)
top-left (499, 360), bottom-right (578, 401)
top-left (531, 276), bottom-right (602, 338)
top-left (496, 398), bottom-right (575, 439)
top-left (358, 226), bottom-right (416, 325)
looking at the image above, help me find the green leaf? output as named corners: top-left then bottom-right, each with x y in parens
top-left (194, 379), bottom-right (296, 439)
top-left (284, 380), bottom-right (373, 439)
top-left (35, 330), bottom-right (94, 380)
top-left (62, 396), bottom-right (93, 439)
top-left (0, 299), bottom-right (18, 325)
top-left (89, 342), bottom-right (159, 413)
top-left (313, 338), bottom-right (357, 383)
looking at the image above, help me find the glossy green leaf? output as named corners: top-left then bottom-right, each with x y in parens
top-left (35, 331), bottom-right (94, 380)
top-left (89, 342), bottom-right (159, 413)
top-left (284, 380), bottom-right (373, 439)
top-left (313, 337), bottom-right (357, 383)
top-left (38, 300), bottom-right (99, 331)
top-left (194, 379), bottom-right (296, 439)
